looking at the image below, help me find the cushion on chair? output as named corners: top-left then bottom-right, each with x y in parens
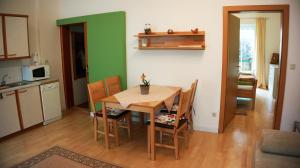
top-left (94, 109), bottom-right (129, 119)
top-left (261, 129), bottom-right (300, 157)
top-left (146, 113), bottom-right (187, 129)
top-left (238, 85), bottom-right (253, 90)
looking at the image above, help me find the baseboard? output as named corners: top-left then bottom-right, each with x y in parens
top-left (43, 116), bottom-right (62, 125)
top-left (194, 125), bottom-right (218, 133)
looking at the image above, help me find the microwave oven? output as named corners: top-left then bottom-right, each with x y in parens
top-left (22, 65), bottom-right (50, 81)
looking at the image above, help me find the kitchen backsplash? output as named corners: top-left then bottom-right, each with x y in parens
top-left (0, 59), bottom-right (31, 84)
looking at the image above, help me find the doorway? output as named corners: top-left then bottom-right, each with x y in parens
top-left (60, 23), bottom-right (89, 110)
top-left (219, 5), bottom-right (289, 133)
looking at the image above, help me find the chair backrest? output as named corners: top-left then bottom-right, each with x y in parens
top-left (188, 80), bottom-right (198, 114)
top-left (175, 88), bottom-right (192, 128)
top-left (87, 80), bottom-right (106, 112)
top-left (105, 76), bottom-right (122, 96)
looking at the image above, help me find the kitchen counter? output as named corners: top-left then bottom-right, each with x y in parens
top-left (0, 78), bottom-right (59, 93)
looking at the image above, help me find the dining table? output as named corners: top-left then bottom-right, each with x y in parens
top-left (100, 85), bottom-right (181, 160)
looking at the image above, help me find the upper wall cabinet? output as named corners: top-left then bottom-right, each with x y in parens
top-left (0, 14), bottom-right (30, 61)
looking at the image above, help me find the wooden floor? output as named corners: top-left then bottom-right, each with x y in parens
top-left (0, 89), bottom-right (274, 168)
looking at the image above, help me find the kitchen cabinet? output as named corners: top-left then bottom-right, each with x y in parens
top-left (0, 14), bottom-right (30, 61)
top-left (0, 91), bottom-right (21, 138)
top-left (18, 86), bottom-right (43, 129)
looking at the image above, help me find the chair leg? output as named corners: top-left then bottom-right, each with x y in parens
top-left (188, 114), bottom-right (194, 132)
top-left (252, 98), bottom-right (256, 110)
top-left (93, 116), bottom-right (98, 141)
top-left (113, 120), bottom-right (119, 146)
top-left (147, 126), bottom-right (151, 159)
top-left (127, 112), bottom-right (132, 139)
top-left (109, 121), bottom-right (113, 134)
top-left (159, 130), bottom-right (163, 144)
top-left (184, 125), bottom-right (189, 148)
top-left (174, 132), bottom-right (179, 160)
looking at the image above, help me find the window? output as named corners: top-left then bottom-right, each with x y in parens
top-left (239, 23), bottom-right (256, 74)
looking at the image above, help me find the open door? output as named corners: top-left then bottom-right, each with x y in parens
top-left (223, 14), bottom-right (240, 129)
top-left (60, 26), bottom-right (74, 109)
top-left (60, 23), bottom-right (88, 109)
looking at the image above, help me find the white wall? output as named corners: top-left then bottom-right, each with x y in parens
top-left (37, 0), bottom-right (66, 109)
top-left (0, 60), bottom-right (29, 84)
top-left (1, 0), bottom-right (299, 132)
top-left (265, 14), bottom-right (281, 86)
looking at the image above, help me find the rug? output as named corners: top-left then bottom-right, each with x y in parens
top-left (13, 146), bottom-right (123, 168)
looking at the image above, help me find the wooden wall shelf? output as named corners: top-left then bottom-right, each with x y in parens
top-left (136, 31), bottom-right (205, 50)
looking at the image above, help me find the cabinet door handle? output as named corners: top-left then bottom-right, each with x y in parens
top-left (6, 92), bottom-right (15, 96)
top-left (18, 89), bottom-right (27, 93)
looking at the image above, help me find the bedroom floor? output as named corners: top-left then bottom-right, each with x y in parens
top-left (0, 90), bottom-right (274, 168)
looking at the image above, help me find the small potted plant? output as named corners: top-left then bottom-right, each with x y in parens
top-left (140, 73), bottom-right (150, 95)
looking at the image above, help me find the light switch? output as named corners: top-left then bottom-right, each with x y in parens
top-left (290, 64), bottom-right (296, 70)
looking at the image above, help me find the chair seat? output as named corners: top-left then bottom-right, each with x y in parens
top-left (94, 109), bottom-right (129, 119)
top-left (146, 113), bottom-right (187, 129)
top-left (238, 85), bottom-right (253, 90)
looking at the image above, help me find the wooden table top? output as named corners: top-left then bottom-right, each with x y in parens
top-left (101, 85), bottom-right (181, 109)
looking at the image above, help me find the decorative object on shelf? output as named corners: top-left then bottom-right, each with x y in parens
top-left (140, 73), bottom-right (150, 95)
top-left (191, 28), bottom-right (199, 34)
top-left (136, 31), bottom-right (205, 50)
top-left (270, 53), bottom-right (279, 64)
top-left (167, 29), bottom-right (174, 34)
top-left (144, 24), bottom-right (151, 35)
top-left (141, 38), bottom-right (148, 47)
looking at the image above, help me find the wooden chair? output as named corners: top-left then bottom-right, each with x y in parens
top-left (186, 80), bottom-right (198, 131)
top-left (87, 80), bottom-right (131, 146)
top-left (104, 75), bottom-right (132, 137)
top-left (237, 79), bottom-right (257, 110)
top-left (160, 80), bottom-right (198, 131)
top-left (105, 76), bottom-right (122, 96)
top-left (147, 88), bottom-right (193, 159)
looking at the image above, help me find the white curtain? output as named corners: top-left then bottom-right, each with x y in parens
top-left (255, 17), bottom-right (267, 89)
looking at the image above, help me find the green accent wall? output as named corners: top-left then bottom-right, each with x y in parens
top-left (57, 11), bottom-right (127, 89)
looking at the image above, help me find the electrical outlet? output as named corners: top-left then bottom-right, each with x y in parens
top-left (290, 64), bottom-right (296, 70)
top-left (212, 112), bottom-right (216, 118)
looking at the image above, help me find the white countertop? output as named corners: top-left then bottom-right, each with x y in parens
top-left (0, 78), bottom-right (59, 93)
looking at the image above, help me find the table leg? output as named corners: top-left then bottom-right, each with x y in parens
top-left (102, 102), bottom-right (109, 149)
top-left (150, 110), bottom-right (156, 160)
top-left (147, 126), bottom-right (151, 159)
